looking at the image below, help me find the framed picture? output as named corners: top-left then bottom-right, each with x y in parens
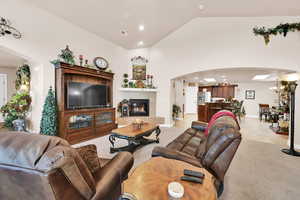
top-left (132, 65), bottom-right (146, 80)
top-left (245, 90), bottom-right (255, 100)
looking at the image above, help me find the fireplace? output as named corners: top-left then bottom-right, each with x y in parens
top-left (129, 99), bottom-right (149, 116)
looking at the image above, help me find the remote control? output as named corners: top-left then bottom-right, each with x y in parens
top-left (184, 169), bottom-right (205, 179)
top-left (181, 176), bottom-right (203, 184)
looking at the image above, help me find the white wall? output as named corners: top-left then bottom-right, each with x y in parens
top-left (173, 79), bottom-right (185, 118)
top-left (0, 67), bottom-right (17, 99)
top-left (149, 16), bottom-right (300, 126)
top-left (0, 0), bottom-right (128, 132)
top-left (236, 82), bottom-right (278, 118)
top-left (115, 48), bottom-right (151, 105)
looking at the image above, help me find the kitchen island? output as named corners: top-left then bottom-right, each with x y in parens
top-left (198, 102), bottom-right (233, 122)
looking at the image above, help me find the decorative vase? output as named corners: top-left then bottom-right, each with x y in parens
top-left (12, 118), bottom-right (26, 132)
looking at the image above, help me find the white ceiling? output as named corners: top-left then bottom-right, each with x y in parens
top-left (0, 46), bottom-right (25, 68)
top-left (177, 68), bottom-right (295, 84)
top-left (24, 0), bottom-right (300, 49)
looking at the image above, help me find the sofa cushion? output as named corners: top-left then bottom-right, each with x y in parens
top-left (76, 144), bottom-right (101, 175)
top-left (167, 128), bottom-right (207, 158)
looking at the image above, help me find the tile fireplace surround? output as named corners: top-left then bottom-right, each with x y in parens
top-left (117, 88), bottom-right (167, 126)
top-left (118, 88), bottom-right (157, 118)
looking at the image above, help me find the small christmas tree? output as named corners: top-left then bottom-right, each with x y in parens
top-left (40, 87), bottom-right (58, 136)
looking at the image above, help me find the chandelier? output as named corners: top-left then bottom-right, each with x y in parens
top-left (0, 17), bottom-right (22, 39)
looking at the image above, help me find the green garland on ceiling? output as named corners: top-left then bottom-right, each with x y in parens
top-left (253, 22), bottom-right (300, 45)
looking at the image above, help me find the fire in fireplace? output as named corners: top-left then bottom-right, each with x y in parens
top-left (129, 99), bottom-right (149, 116)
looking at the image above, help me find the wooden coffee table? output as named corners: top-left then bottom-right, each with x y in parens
top-left (123, 157), bottom-right (217, 200)
top-left (109, 123), bottom-right (161, 153)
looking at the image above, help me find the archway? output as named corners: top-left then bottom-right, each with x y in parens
top-left (0, 45), bottom-right (43, 132)
top-left (170, 67), bottom-right (296, 146)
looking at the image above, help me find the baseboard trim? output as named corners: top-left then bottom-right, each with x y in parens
top-left (160, 123), bottom-right (174, 128)
top-left (295, 144), bottom-right (300, 150)
top-left (175, 117), bottom-right (184, 120)
top-left (246, 115), bottom-right (259, 118)
top-left (286, 140), bottom-right (300, 150)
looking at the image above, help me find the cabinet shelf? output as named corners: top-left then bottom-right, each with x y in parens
top-left (55, 62), bottom-right (117, 144)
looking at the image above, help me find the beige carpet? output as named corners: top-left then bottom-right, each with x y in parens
top-left (75, 126), bottom-right (300, 200)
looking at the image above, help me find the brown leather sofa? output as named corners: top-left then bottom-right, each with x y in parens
top-left (152, 115), bottom-right (242, 196)
top-left (0, 131), bottom-right (134, 200)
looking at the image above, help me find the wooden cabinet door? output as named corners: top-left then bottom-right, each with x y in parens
top-left (198, 105), bottom-right (208, 122)
top-left (222, 87), bottom-right (228, 99)
top-left (217, 87), bottom-right (223, 97)
top-left (228, 86), bottom-right (235, 98)
top-left (212, 87), bottom-right (218, 97)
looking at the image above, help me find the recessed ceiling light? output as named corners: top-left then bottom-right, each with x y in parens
top-left (138, 41), bottom-right (144, 46)
top-left (194, 77), bottom-right (199, 80)
top-left (139, 25), bottom-right (145, 31)
top-left (204, 78), bottom-right (216, 82)
top-left (221, 75), bottom-right (226, 78)
top-left (252, 74), bottom-right (271, 80)
top-left (198, 4), bottom-right (205, 10)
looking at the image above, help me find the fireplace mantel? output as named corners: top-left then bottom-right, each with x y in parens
top-left (119, 88), bottom-right (157, 92)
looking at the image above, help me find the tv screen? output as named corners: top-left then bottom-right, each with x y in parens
top-left (67, 82), bottom-right (108, 109)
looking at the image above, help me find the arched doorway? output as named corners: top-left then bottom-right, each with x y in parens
top-left (171, 67), bottom-right (295, 146)
top-left (0, 45), bottom-right (42, 132)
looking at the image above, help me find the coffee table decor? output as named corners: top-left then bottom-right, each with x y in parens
top-left (123, 157), bottom-right (217, 200)
top-left (109, 121), bottom-right (160, 153)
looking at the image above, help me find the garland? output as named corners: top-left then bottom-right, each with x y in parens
top-left (253, 22), bottom-right (300, 45)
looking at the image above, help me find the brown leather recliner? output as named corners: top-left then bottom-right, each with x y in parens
top-left (152, 115), bottom-right (242, 196)
top-left (0, 131), bottom-right (134, 200)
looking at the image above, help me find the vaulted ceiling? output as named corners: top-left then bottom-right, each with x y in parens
top-left (25, 0), bottom-right (300, 49)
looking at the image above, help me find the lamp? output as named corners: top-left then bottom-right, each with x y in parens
top-left (280, 73), bottom-right (300, 156)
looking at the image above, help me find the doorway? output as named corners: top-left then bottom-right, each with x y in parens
top-left (185, 86), bottom-right (198, 114)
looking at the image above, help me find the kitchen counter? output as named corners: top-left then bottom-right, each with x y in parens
top-left (198, 102), bottom-right (233, 122)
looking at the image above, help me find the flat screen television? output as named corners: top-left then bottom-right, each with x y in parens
top-left (67, 82), bottom-right (108, 109)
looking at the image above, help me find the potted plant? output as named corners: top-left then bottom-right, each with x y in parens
top-left (122, 73), bottom-right (129, 88)
top-left (51, 45), bottom-right (75, 67)
top-left (0, 91), bottom-right (32, 131)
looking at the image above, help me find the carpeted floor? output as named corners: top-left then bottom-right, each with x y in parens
top-left (75, 126), bottom-right (300, 200)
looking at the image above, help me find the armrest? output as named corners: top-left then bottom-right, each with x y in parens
top-left (192, 121), bottom-right (208, 131)
top-left (37, 146), bottom-right (95, 200)
top-left (76, 144), bottom-right (101, 174)
top-left (99, 152), bottom-right (134, 181)
top-left (152, 146), bottom-right (202, 168)
top-left (93, 152), bottom-right (134, 200)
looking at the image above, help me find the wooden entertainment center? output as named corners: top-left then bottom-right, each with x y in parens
top-left (55, 62), bottom-right (117, 144)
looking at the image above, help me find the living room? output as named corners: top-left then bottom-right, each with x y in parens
top-left (1, 0), bottom-right (300, 200)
